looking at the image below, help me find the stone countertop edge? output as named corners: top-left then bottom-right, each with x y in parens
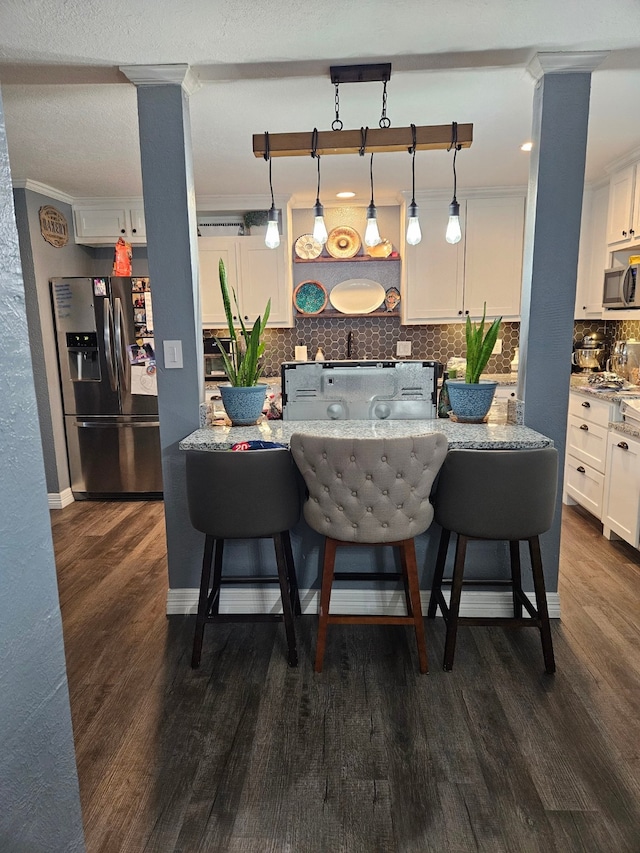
top-left (610, 421), bottom-right (640, 439)
top-left (179, 419), bottom-right (553, 452)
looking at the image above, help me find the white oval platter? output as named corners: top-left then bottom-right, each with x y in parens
top-left (329, 279), bottom-right (386, 314)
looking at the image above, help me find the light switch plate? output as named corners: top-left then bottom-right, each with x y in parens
top-left (163, 339), bottom-right (183, 369)
top-left (396, 340), bottom-right (412, 357)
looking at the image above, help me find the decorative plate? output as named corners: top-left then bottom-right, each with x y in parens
top-left (329, 279), bottom-right (386, 314)
top-left (293, 280), bottom-right (328, 315)
top-left (326, 226), bottom-right (361, 259)
top-left (294, 233), bottom-right (323, 260)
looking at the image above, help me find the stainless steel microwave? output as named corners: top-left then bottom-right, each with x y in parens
top-left (203, 336), bottom-right (234, 380)
top-left (603, 264), bottom-right (640, 309)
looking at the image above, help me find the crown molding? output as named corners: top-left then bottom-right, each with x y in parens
top-left (604, 144), bottom-right (640, 176)
top-left (12, 179), bottom-right (75, 205)
top-left (527, 51), bottom-right (609, 81)
top-left (119, 64), bottom-right (201, 95)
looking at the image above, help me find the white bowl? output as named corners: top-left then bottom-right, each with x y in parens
top-left (329, 279), bottom-right (386, 314)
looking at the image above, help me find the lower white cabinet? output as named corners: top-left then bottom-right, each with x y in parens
top-left (602, 430), bottom-right (640, 547)
top-left (198, 236), bottom-right (292, 328)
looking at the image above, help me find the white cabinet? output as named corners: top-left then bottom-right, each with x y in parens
top-left (575, 184), bottom-right (608, 319)
top-left (403, 193), bottom-right (525, 324)
top-left (606, 163), bottom-right (640, 247)
top-left (602, 430), bottom-right (640, 547)
top-left (198, 236), bottom-right (292, 328)
top-left (73, 202), bottom-right (146, 245)
top-left (563, 392), bottom-right (620, 519)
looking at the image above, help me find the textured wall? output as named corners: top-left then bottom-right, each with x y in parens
top-left (0, 92), bottom-right (85, 852)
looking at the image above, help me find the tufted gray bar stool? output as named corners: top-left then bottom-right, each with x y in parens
top-left (428, 447), bottom-right (558, 674)
top-left (186, 449), bottom-right (303, 669)
top-left (290, 433), bottom-right (448, 674)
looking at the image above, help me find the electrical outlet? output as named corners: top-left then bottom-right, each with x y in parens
top-left (396, 340), bottom-right (412, 357)
top-left (492, 338), bottom-right (503, 355)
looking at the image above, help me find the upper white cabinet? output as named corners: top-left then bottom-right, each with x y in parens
top-left (73, 201), bottom-right (146, 245)
top-left (606, 163), bottom-right (640, 247)
top-left (575, 183), bottom-right (609, 319)
top-left (403, 193), bottom-right (525, 324)
top-left (198, 236), bottom-right (292, 328)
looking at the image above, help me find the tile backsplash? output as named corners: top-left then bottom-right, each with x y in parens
top-left (204, 317), bottom-right (640, 378)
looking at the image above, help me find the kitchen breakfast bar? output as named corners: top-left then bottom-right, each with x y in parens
top-left (179, 418), bottom-right (556, 613)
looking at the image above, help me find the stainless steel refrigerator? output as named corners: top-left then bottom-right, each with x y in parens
top-left (50, 276), bottom-right (163, 499)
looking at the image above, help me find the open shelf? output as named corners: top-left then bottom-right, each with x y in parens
top-left (295, 309), bottom-right (400, 318)
top-left (294, 254), bottom-right (401, 263)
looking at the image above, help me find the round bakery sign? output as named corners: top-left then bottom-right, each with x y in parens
top-left (39, 205), bottom-right (69, 248)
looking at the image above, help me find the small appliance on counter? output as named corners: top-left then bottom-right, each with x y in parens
top-left (571, 332), bottom-right (607, 373)
top-left (203, 336), bottom-right (234, 380)
top-left (281, 360), bottom-right (440, 420)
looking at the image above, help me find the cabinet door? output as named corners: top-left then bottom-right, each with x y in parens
top-left (603, 433), bottom-right (640, 547)
top-left (128, 208), bottom-right (146, 240)
top-left (198, 237), bottom-right (238, 327)
top-left (575, 184), bottom-right (608, 318)
top-left (463, 196), bottom-right (524, 320)
top-left (403, 202), bottom-right (464, 322)
top-left (238, 237), bottom-right (290, 327)
top-left (606, 165), bottom-right (635, 246)
top-left (74, 207), bottom-right (127, 239)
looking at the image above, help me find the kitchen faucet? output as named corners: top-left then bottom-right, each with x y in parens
top-left (347, 330), bottom-right (353, 360)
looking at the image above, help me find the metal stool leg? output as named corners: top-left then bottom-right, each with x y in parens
top-left (315, 537), bottom-right (337, 673)
top-left (443, 534), bottom-right (468, 671)
top-left (528, 536), bottom-right (556, 674)
top-left (191, 534), bottom-right (216, 669)
top-left (510, 540), bottom-right (523, 619)
top-left (273, 533), bottom-right (298, 667)
top-left (283, 529), bottom-right (302, 616)
top-left (428, 527), bottom-right (451, 618)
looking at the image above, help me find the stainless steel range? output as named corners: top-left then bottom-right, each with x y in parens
top-left (281, 360), bottom-right (440, 421)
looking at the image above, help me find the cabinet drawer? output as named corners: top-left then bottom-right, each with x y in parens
top-left (566, 416), bottom-right (608, 472)
top-left (564, 453), bottom-right (604, 518)
top-left (568, 393), bottom-right (614, 428)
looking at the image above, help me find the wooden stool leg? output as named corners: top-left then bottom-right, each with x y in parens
top-left (428, 527), bottom-right (451, 618)
top-left (315, 537), bottom-right (337, 673)
top-left (509, 540), bottom-right (523, 618)
top-left (400, 539), bottom-right (428, 674)
top-left (443, 534), bottom-right (468, 671)
top-left (283, 529), bottom-right (301, 616)
top-left (191, 534), bottom-right (216, 669)
top-left (274, 533), bottom-right (298, 667)
top-left (528, 536), bottom-right (556, 674)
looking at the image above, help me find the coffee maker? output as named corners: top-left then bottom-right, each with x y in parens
top-left (571, 332), bottom-right (607, 373)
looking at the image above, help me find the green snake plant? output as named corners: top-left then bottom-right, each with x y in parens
top-left (213, 258), bottom-right (270, 386)
top-left (464, 303), bottom-right (502, 383)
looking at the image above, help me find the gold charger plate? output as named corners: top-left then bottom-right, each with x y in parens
top-left (326, 226), bottom-right (361, 259)
top-left (294, 233), bottom-right (323, 260)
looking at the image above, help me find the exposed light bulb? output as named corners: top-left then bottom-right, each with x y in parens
top-left (445, 200), bottom-right (462, 245)
top-left (406, 201), bottom-right (422, 246)
top-left (265, 206), bottom-right (280, 249)
top-left (312, 200), bottom-right (328, 245)
top-left (336, 191), bottom-right (356, 198)
top-left (364, 204), bottom-right (381, 247)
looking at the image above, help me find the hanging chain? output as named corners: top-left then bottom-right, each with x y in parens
top-left (332, 82), bottom-right (343, 131)
top-left (379, 80), bottom-right (391, 128)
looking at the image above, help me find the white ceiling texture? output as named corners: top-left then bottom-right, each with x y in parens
top-left (1, 0), bottom-right (640, 206)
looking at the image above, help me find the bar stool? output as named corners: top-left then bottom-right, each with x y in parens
top-left (427, 447), bottom-right (558, 673)
top-left (185, 448), bottom-right (302, 669)
top-left (290, 433), bottom-right (448, 673)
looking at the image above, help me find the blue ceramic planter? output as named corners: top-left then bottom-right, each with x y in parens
top-left (219, 384), bottom-right (267, 426)
top-left (446, 380), bottom-right (498, 423)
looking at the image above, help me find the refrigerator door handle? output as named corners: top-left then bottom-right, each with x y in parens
top-left (114, 297), bottom-right (129, 391)
top-left (103, 299), bottom-right (118, 391)
top-left (76, 420), bottom-right (160, 428)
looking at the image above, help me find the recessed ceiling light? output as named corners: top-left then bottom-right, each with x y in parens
top-left (520, 142), bottom-right (533, 152)
top-left (336, 191), bottom-right (356, 198)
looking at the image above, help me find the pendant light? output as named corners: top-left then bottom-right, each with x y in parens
top-left (263, 132), bottom-right (280, 249)
top-left (364, 151), bottom-right (382, 247)
top-left (406, 123), bottom-right (422, 246)
top-left (446, 121), bottom-right (462, 245)
top-left (310, 128), bottom-right (328, 245)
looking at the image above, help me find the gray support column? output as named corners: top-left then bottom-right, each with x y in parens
top-left (0, 89), bottom-right (85, 851)
top-left (519, 52), bottom-right (607, 589)
top-left (121, 65), bottom-right (203, 589)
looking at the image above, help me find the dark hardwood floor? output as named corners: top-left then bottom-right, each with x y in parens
top-left (50, 500), bottom-right (640, 853)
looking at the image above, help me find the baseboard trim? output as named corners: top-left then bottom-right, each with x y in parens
top-left (48, 488), bottom-right (75, 509)
top-left (166, 588), bottom-right (561, 619)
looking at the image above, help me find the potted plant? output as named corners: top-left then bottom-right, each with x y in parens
top-left (213, 258), bottom-right (271, 425)
top-left (446, 304), bottom-right (502, 423)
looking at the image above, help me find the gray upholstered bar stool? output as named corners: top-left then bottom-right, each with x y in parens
top-left (186, 448), bottom-right (302, 669)
top-left (290, 433), bottom-right (448, 674)
top-left (427, 447), bottom-right (558, 673)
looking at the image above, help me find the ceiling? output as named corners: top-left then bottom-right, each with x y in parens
top-left (1, 0), bottom-right (640, 206)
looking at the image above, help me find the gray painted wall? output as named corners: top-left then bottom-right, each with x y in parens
top-left (13, 188), bottom-right (93, 494)
top-left (0, 91), bottom-right (85, 853)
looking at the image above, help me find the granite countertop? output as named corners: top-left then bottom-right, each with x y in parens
top-left (569, 374), bottom-right (640, 403)
top-left (179, 418), bottom-right (552, 452)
